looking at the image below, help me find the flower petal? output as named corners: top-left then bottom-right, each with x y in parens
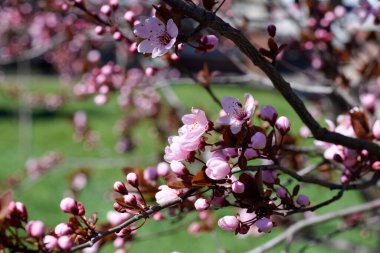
top-left (243, 93), bottom-right (255, 117)
top-left (137, 39), bottom-right (155, 54)
top-left (152, 47), bottom-right (168, 58)
top-left (221, 96), bottom-right (243, 116)
top-left (167, 19), bottom-right (178, 38)
top-left (145, 17), bottom-right (165, 36)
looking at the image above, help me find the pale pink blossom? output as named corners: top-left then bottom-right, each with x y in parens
top-left (157, 162), bottom-right (170, 177)
top-left (296, 195), bottom-right (310, 207)
top-left (373, 119), bottom-right (380, 140)
top-left (164, 135), bottom-right (193, 162)
top-left (178, 108), bottom-right (208, 140)
top-left (205, 156), bottom-right (230, 180)
top-left (126, 172), bottom-right (139, 187)
top-left (194, 198), bottom-right (209, 211)
top-left (54, 223), bottom-right (71, 236)
top-left (170, 161), bottom-right (187, 176)
top-left (275, 116), bottom-right (291, 135)
top-left (43, 235), bottom-right (57, 250)
top-left (217, 94), bottom-right (255, 134)
top-left (231, 181), bottom-right (245, 193)
top-left (155, 185), bottom-right (179, 205)
top-left (218, 216), bottom-right (239, 231)
top-left (26, 220), bottom-right (45, 238)
top-left (133, 17), bottom-right (178, 58)
top-left (57, 235), bottom-right (72, 250)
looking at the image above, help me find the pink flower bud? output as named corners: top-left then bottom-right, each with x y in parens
top-left (198, 35), bottom-right (219, 52)
top-left (260, 105), bottom-right (277, 124)
top-left (124, 194), bottom-right (137, 206)
top-left (113, 31), bottom-right (122, 41)
top-left (360, 93), bottom-right (376, 110)
top-left (218, 216), bottom-right (239, 231)
top-left (60, 197), bottom-right (78, 215)
top-left (15, 202), bottom-right (27, 221)
top-left (194, 198), bottom-right (209, 211)
top-left (58, 235), bottom-right (72, 250)
top-left (100, 5), bottom-right (111, 16)
top-left (276, 187), bottom-right (287, 198)
top-left (373, 120), bottom-right (380, 140)
top-left (129, 42), bottom-right (137, 53)
top-left (256, 217), bottom-right (273, 233)
top-left (275, 116), bottom-right (291, 135)
top-left (115, 227), bottom-right (131, 237)
top-left (126, 172), bottom-right (139, 187)
top-left (43, 235), bottom-right (57, 250)
top-left (113, 202), bottom-right (125, 213)
top-left (95, 26), bottom-right (105, 35)
top-left (262, 170), bottom-right (277, 184)
top-left (152, 212), bottom-right (164, 221)
top-left (113, 181), bottom-right (128, 195)
top-left (296, 195), bottom-right (310, 207)
top-left (170, 161), bottom-right (187, 176)
top-left (231, 181), bottom-right (245, 193)
top-left (124, 11), bottom-right (135, 22)
top-left (26, 220), bottom-right (45, 237)
top-left (109, 0), bottom-right (119, 9)
top-left (55, 223), bottom-right (71, 236)
top-left (144, 167), bottom-right (158, 183)
top-left (157, 162), bottom-right (170, 177)
top-left (251, 132), bottom-right (267, 149)
top-left (372, 161), bottom-right (380, 170)
top-left (205, 157), bottom-right (230, 180)
top-left (77, 201), bottom-right (86, 216)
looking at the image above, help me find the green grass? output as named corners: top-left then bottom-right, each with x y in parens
top-left (0, 76), bottom-right (374, 253)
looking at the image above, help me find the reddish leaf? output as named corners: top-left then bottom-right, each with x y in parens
top-left (268, 37), bottom-right (278, 55)
top-left (192, 170), bottom-right (213, 187)
top-left (350, 109), bottom-right (371, 139)
top-left (167, 180), bottom-right (192, 189)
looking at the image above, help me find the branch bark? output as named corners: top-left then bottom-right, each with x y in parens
top-left (162, 0), bottom-right (380, 158)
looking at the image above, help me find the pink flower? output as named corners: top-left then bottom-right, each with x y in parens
top-left (164, 135), bottom-right (193, 162)
top-left (194, 198), bottom-right (209, 211)
top-left (218, 216), bottom-right (239, 231)
top-left (360, 93), bottom-right (377, 110)
top-left (232, 181), bottom-right (245, 193)
top-left (217, 94), bottom-right (255, 134)
top-left (157, 162), bottom-right (170, 177)
top-left (205, 156), bottom-right (230, 180)
top-left (133, 17), bottom-right (178, 58)
top-left (262, 170), bottom-right (277, 184)
top-left (59, 197), bottom-right (78, 215)
top-left (155, 185), bottom-right (179, 205)
top-left (26, 220), bottom-right (45, 238)
top-left (373, 119), bottom-right (380, 140)
top-left (256, 217), bottom-right (273, 233)
top-left (251, 132), bottom-right (267, 149)
top-left (113, 181), bottom-right (128, 195)
top-left (170, 161), bottom-right (188, 176)
top-left (178, 108), bottom-right (209, 140)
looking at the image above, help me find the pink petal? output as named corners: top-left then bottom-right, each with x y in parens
top-left (137, 39), bottom-right (155, 54)
top-left (167, 19), bottom-right (178, 38)
top-left (243, 93), bottom-right (255, 116)
top-left (152, 47), bottom-right (168, 58)
top-left (221, 96), bottom-right (242, 116)
top-left (133, 23), bottom-right (150, 39)
top-left (145, 17), bottom-right (165, 36)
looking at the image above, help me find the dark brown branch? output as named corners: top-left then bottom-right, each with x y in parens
top-left (70, 188), bottom-right (197, 252)
top-left (244, 165), bottom-right (380, 190)
top-left (162, 0), bottom-right (380, 158)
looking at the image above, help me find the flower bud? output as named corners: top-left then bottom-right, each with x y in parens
top-left (194, 198), bottom-right (209, 211)
top-left (157, 162), bottom-right (170, 177)
top-left (124, 10), bottom-right (135, 23)
top-left (55, 223), bottom-right (71, 236)
top-left (296, 194), bottom-right (310, 207)
top-left (360, 93), bottom-right (376, 111)
top-left (144, 167), bottom-right (158, 183)
top-left (251, 132), bottom-right (267, 149)
top-left (152, 212), bottom-right (164, 221)
top-left (113, 31), bottom-right (122, 41)
top-left (43, 235), bottom-right (57, 250)
top-left (60, 197), bottom-right (78, 215)
top-left (77, 201), bottom-right (86, 216)
top-left (276, 187), bottom-right (287, 198)
top-left (372, 161), bottom-right (380, 170)
top-left (58, 235), bottom-right (72, 250)
top-left (100, 5), bottom-right (111, 16)
top-left (218, 216), bottom-right (239, 231)
top-left (124, 194), bottom-right (137, 206)
top-left (95, 26), bottom-right (105, 35)
top-left (231, 181), bottom-right (245, 194)
top-left (373, 120), bottom-right (380, 140)
top-left (113, 181), bottom-right (128, 195)
top-left (115, 227), bottom-right (131, 237)
top-left (113, 202), bottom-right (125, 213)
top-left (256, 217), bottom-right (273, 233)
top-left (260, 105), bottom-right (277, 124)
top-left (15, 202), bottom-right (28, 221)
top-left (267, 24), bottom-right (276, 37)
top-left (275, 116), bottom-right (291, 135)
top-left (187, 222), bottom-right (202, 235)
top-left (110, 0), bottom-right (119, 9)
top-left (126, 172), bottom-right (139, 187)
top-left (26, 220), bottom-right (45, 238)
top-left (262, 170), bottom-right (277, 184)
top-left (170, 161), bottom-right (188, 176)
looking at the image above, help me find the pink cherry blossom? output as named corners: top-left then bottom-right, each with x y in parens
top-left (164, 135), bottom-right (195, 162)
top-left (43, 235), bottom-right (57, 250)
top-left (296, 195), bottom-right (310, 207)
top-left (26, 220), bottom-right (45, 238)
top-left (218, 216), bottom-right (239, 231)
top-left (205, 156), bottom-right (230, 180)
top-left (217, 93), bottom-right (255, 134)
top-left (194, 198), bottom-right (209, 211)
top-left (126, 172), bottom-right (139, 187)
top-left (157, 162), bottom-right (170, 177)
top-left (133, 17), bottom-right (178, 58)
top-left (170, 161), bottom-right (187, 176)
top-left (178, 108), bottom-right (209, 140)
top-left (232, 181), bottom-right (245, 193)
top-left (155, 185), bottom-right (179, 205)
top-left (54, 223), bottom-right (71, 236)
top-left (57, 235), bottom-right (72, 250)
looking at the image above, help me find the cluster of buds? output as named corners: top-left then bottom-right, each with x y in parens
top-left (25, 152), bottom-right (63, 180)
top-left (311, 109), bottom-right (380, 183)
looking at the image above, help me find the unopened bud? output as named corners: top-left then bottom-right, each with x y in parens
top-left (114, 181), bottom-right (129, 195)
top-left (126, 172), bottom-right (138, 187)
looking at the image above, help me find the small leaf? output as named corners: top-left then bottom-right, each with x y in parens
top-left (238, 155), bottom-right (247, 170)
top-left (167, 180), bottom-right (192, 189)
top-left (192, 170), bottom-right (212, 187)
top-left (292, 185), bottom-right (300, 196)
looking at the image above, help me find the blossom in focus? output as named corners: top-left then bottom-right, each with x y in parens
top-left (205, 156), bottom-right (230, 180)
top-left (178, 108), bottom-right (209, 140)
top-left (133, 17), bottom-right (178, 58)
top-left (217, 93), bottom-right (255, 134)
top-left (155, 185), bottom-right (179, 205)
top-left (218, 215), bottom-right (239, 231)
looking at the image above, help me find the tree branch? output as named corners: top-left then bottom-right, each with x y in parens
top-left (245, 198), bottom-right (380, 253)
top-left (70, 188), bottom-right (197, 252)
top-left (162, 0), bottom-right (380, 158)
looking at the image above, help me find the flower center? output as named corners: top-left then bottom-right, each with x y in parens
top-left (158, 32), bottom-right (172, 46)
top-left (234, 110), bottom-right (247, 120)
